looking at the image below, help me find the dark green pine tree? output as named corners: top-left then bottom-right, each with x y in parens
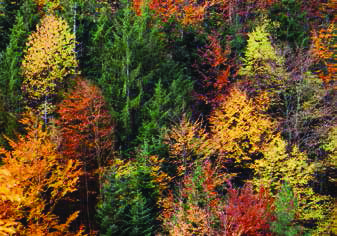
top-left (97, 156), bottom-right (157, 236)
top-left (98, 0), bottom-right (157, 147)
top-left (0, 0), bottom-right (22, 51)
top-left (138, 63), bottom-right (193, 155)
top-left (91, 1), bottom-right (192, 154)
top-left (59, 0), bottom-right (104, 72)
top-left (0, 0), bottom-right (38, 147)
top-left (124, 191), bottom-right (154, 236)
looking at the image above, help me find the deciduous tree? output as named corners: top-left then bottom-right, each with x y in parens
top-left (208, 88), bottom-right (274, 166)
top-left (21, 14), bottom-right (78, 113)
top-left (0, 113), bottom-right (83, 235)
top-left (252, 134), bottom-right (330, 223)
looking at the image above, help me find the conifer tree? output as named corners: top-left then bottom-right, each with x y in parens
top-left (0, 0), bottom-right (22, 51)
top-left (138, 65), bottom-right (193, 155)
top-left (92, 0), bottom-right (191, 152)
top-left (271, 182), bottom-right (302, 236)
top-left (0, 0), bottom-right (39, 147)
top-left (97, 157), bottom-right (157, 236)
top-left (93, 0), bottom-right (158, 146)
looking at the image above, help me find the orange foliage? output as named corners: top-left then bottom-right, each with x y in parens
top-left (133, 0), bottom-right (217, 26)
top-left (311, 19), bottom-right (337, 88)
top-left (56, 78), bottom-right (113, 233)
top-left (161, 161), bottom-right (228, 235)
top-left (164, 114), bottom-right (208, 176)
top-left (0, 113), bottom-right (83, 235)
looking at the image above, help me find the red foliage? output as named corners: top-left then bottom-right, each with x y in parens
top-left (195, 33), bottom-right (231, 107)
top-left (56, 78), bottom-right (113, 232)
top-left (221, 183), bottom-right (275, 235)
top-left (133, 0), bottom-right (216, 25)
top-left (57, 78), bottom-right (113, 164)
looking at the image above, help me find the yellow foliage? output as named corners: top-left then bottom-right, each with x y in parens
top-left (208, 88), bottom-right (274, 164)
top-left (321, 127), bottom-right (337, 183)
top-left (252, 134), bottom-right (330, 221)
top-left (21, 14), bottom-right (78, 112)
top-left (0, 113), bottom-right (83, 235)
top-left (164, 114), bottom-right (208, 176)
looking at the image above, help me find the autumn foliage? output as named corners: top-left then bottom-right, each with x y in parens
top-left (21, 14), bottom-right (78, 112)
top-left (311, 19), bottom-right (337, 87)
top-left (133, 0), bottom-right (217, 25)
top-left (222, 183), bottom-right (275, 235)
top-left (0, 113), bottom-right (82, 235)
top-left (56, 78), bottom-right (113, 165)
top-left (208, 88), bottom-right (274, 165)
top-left (196, 33), bottom-right (231, 106)
top-left (0, 0), bottom-right (336, 234)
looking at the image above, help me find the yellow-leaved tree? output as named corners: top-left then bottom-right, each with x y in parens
top-left (314, 127), bottom-right (337, 235)
top-left (21, 14), bottom-right (78, 113)
top-left (164, 114), bottom-right (208, 176)
top-left (239, 21), bottom-right (286, 94)
top-left (208, 88), bottom-right (274, 166)
top-left (0, 113), bottom-right (83, 235)
top-left (252, 134), bottom-right (330, 224)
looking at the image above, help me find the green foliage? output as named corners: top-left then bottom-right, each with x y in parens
top-left (92, 0), bottom-right (159, 146)
top-left (97, 157), bottom-right (157, 236)
top-left (91, 1), bottom-right (191, 153)
top-left (138, 67), bottom-right (193, 155)
top-left (0, 0), bottom-right (22, 51)
top-left (269, 0), bottom-right (309, 48)
top-left (59, 0), bottom-right (107, 73)
top-left (0, 1), bottom-right (39, 147)
top-left (271, 182), bottom-right (302, 236)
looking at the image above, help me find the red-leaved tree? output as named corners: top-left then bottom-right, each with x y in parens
top-left (220, 183), bottom-right (275, 235)
top-left (56, 78), bottom-right (114, 233)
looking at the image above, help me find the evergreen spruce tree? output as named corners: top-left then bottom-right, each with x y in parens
top-left (0, 0), bottom-right (22, 51)
top-left (97, 157), bottom-right (157, 236)
top-left (138, 64), bottom-right (193, 155)
top-left (97, 0), bottom-right (156, 146)
top-left (0, 0), bottom-right (38, 147)
top-left (91, 1), bottom-right (192, 153)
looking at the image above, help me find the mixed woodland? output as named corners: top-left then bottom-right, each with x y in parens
top-left (0, 0), bottom-right (336, 235)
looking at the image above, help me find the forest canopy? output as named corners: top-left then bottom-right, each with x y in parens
top-left (0, 0), bottom-right (336, 235)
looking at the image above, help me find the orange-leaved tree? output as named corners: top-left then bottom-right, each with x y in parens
top-left (311, 19), bottom-right (336, 88)
top-left (133, 0), bottom-right (217, 26)
top-left (57, 78), bottom-right (113, 166)
top-left (161, 160), bottom-right (228, 235)
top-left (21, 14), bottom-right (78, 114)
top-left (221, 183), bottom-right (275, 235)
top-left (0, 113), bottom-right (83, 235)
